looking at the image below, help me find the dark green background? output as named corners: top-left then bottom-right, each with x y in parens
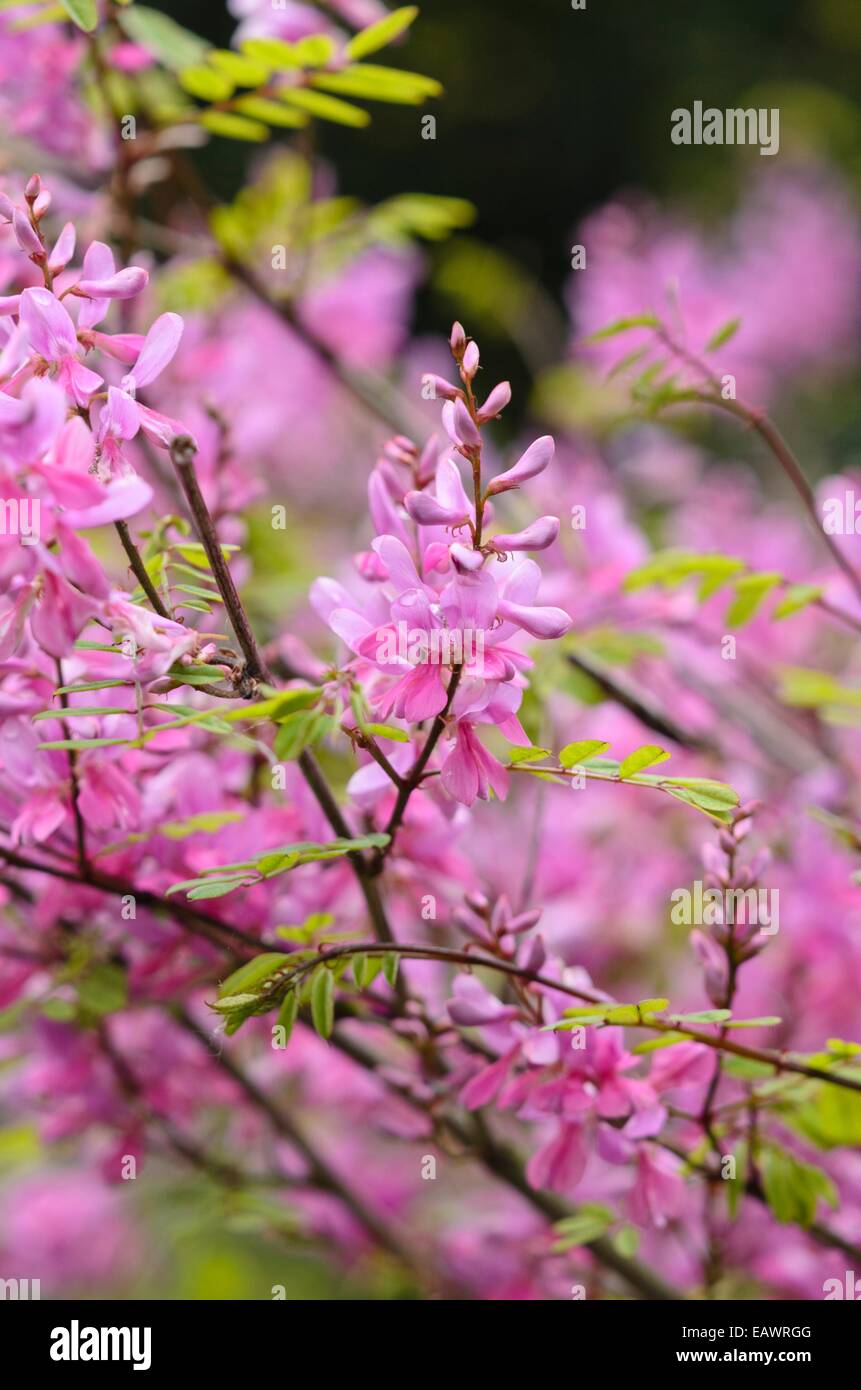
top-left (158, 0), bottom-right (860, 300)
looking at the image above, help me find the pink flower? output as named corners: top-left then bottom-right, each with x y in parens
top-left (441, 721), bottom-right (509, 804)
top-left (19, 286), bottom-right (102, 406)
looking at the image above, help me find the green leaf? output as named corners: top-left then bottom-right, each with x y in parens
top-left (232, 96), bottom-right (309, 128)
top-left (705, 316), bottom-right (741, 351)
top-left (362, 722), bottom-right (409, 743)
top-left (211, 992), bottom-right (261, 1014)
top-left (664, 781), bottom-right (739, 822)
top-left (199, 110), bottom-right (269, 142)
top-left (722, 1056), bottom-right (776, 1079)
top-left (559, 739), bottom-right (610, 768)
top-left (604, 1005), bottom-right (640, 1025)
top-left (561, 1004), bottom-right (614, 1019)
top-left (273, 708), bottom-right (330, 761)
top-left (793, 1081), bottom-right (861, 1149)
top-left (312, 64), bottom-right (441, 104)
top-left (671, 1009), bottom-right (732, 1024)
top-left (38, 737), bottom-right (128, 751)
top-left (779, 667), bottom-right (861, 711)
top-left (345, 6), bottom-right (418, 60)
top-left (637, 997), bottom-right (670, 1014)
top-left (116, 4), bottom-right (209, 71)
top-left (292, 34), bottom-right (337, 66)
top-left (724, 572), bottom-right (782, 627)
top-left (280, 88), bottom-right (371, 127)
top-left (508, 745), bottom-right (552, 764)
top-left (179, 65), bottom-right (234, 101)
top-left (207, 49), bottom-right (270, 86)
top-left (618, 744), bottom-right (670, 778)
top-left (551, 1203), bottom-right (614, 1250)
top-left (55, 680), bottom-right (133, 694)
top-left (34, 706), bottom-right (126, 721)
top-left (310, 968), bottom-right (334, 1039)
top-left (724, 1016), bottom-right (782, 1029)
top-left (40, 997), bottom-right (77, 1022)
top-left (383, 953), bottom-right (400, 988)
top-left (585, 314), bottom-right (659, 342)
top-left (614, 1224), bottom-right (640, 1257)
top-left (160, 811), bottom-right (244, 840)
top-left (172, 874), bottom-right (255, 901)
top-left (218, 952), bottom-right (292, 1001)
top-left (240, 37), bottom-right (302, 68)
top-left (772, 584), bottom-right (823, 621)
top-left (274, 913), bottom-right (335, 945)
top-left (726, 1140), bottom-right (748, 1221)
top-left (631, 1031), bottom-right (689, 1054)
top-left (761, 1147), bottom-right (838, 1227)
top-left (76, 964), bottom-right (127, 1018)
top-left (167, 835), bottom-right (390, 899)
top-left (225, 688), bottom-right (321, 724)
top-left (59, 0), bottom-right (97, 31)
top-left (624, 550), bottom-right (745, 596)
top-left (276, 990), bottom-right (298, 1045)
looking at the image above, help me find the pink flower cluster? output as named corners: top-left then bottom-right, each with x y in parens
top-left (313, 323), bottom-right (572, 805)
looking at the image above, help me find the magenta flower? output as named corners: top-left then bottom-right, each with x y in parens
top-left (19, 286), bottom-right (103, 406)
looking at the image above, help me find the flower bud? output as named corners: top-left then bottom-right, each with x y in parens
top-left (476, 381), bottom-right (511, 422)
top-left (486, 435), bottom-right (554, 496)
top-left (422, 372), bottom-right (461, 402)
top-left (449, 320), bottom-right (466, 356)
top-left (462, 340), bottom-right (479, 379)
top-left (13, 209), bottom-right (42, 257)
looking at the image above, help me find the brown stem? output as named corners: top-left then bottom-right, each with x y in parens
top-left (0, 845), bottom-right (257, 957)
top-left (373, 665), bottom-right (463, 868)
top-left (178, 1009), bottom-right (436, 1285)
top-left (273, 940), bottom-right (861, 1097)
top-left (54, 660), bottom-right (88, 875)
top-left (654, 324), bottom-right (861, 602)
top-left (167, 436), bottom-right (394, 943)
top-left (114, 520), bottom-right (172, 620)
top-left (223, 257), bottom-right (427, 441)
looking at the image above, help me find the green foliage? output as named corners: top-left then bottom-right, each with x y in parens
top-left (551, 1203), bottom-right (614, 1250)
top-left (200, 110), bottom-right (268, 142)
top-left (171, 10), bottom-right (438, 141)
top-left (792, 1078), bottom-right (861, 1148)
top-left (779, 667), bottom-right (861, 722)
top-left (167, 834), bottom-right (390, 900)
top-left (217, 954), bottom-right (293, 1002)
top-left (618, 743), bottom-right (671, 778)
top-left (705, 317), bottom-right (741, 351)
top-left (624, 549), bottom-right (822, 628)
top-left (279, 88), bottom-right (371, 127)
top-left (345, 6), bottom-right (419, 60)
top-left (760, 1146), bottom-right (838, 1227)
top-left (310, 967), bottom-right (334, 1039)
top-left (312, 65), bottom-right (441, 105)
top-left (76, 963), bottom-right (128, 1020)
top-left (585, 314), bottom-right (660, 341)
top-left (514, 740), bottom-right (739, 822)
top-left (117, 4), bottom-right (209, 70)
top-left (559, 739), bottom-right (610, 767)
top-left (59, 0), bottom-right (97, 31)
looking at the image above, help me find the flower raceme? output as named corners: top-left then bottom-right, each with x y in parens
top-left (0, 178), bottom-right (193, 666)
top-left (311, 323), bottom-right (572, 805)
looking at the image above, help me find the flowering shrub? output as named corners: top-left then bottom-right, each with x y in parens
top-left (0, 0), bottom-right (860, 1303)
